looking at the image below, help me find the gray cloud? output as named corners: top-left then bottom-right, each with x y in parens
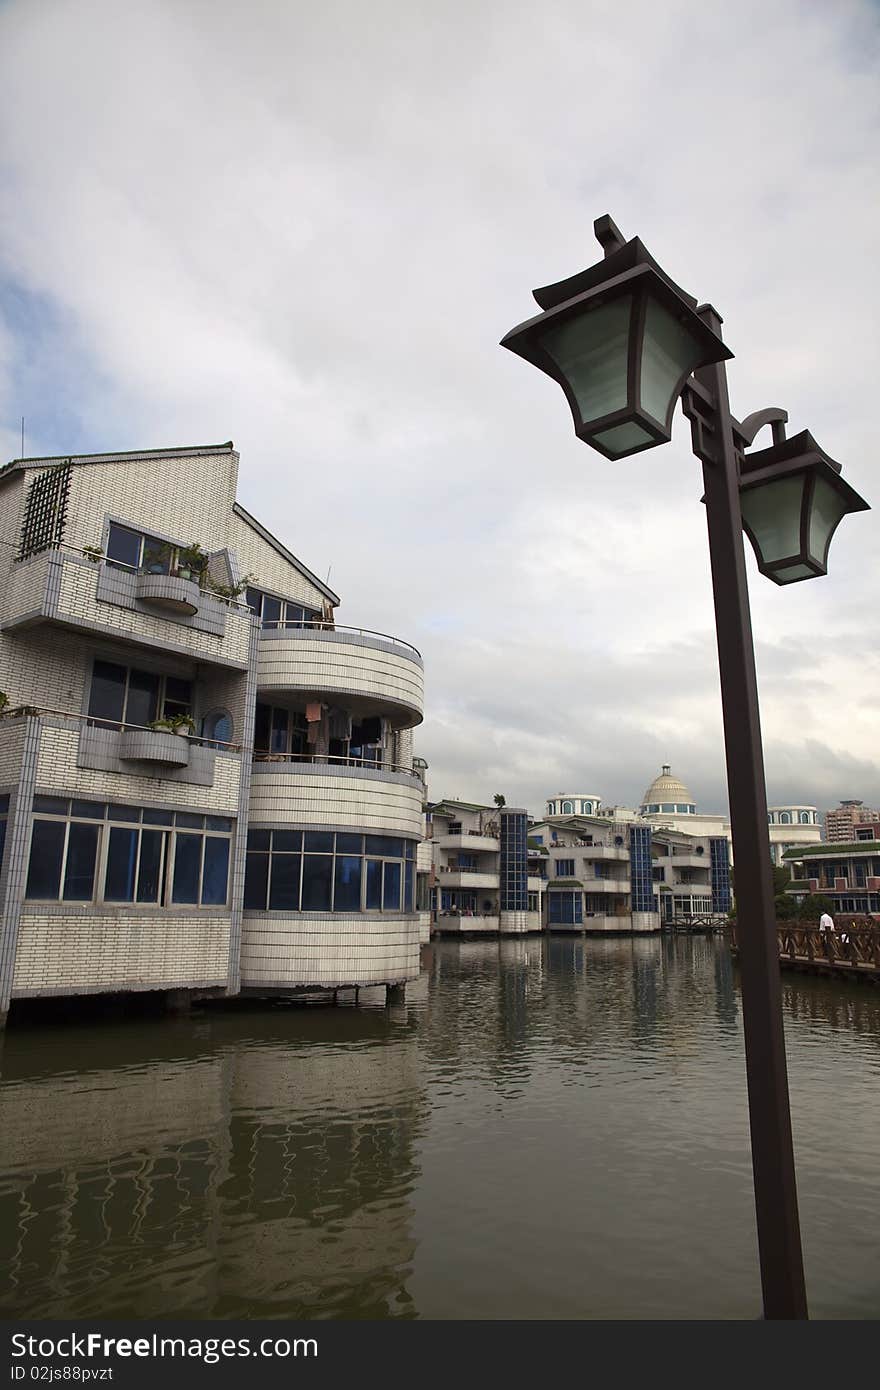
top-left (0, 0), bottom-right (878, 820)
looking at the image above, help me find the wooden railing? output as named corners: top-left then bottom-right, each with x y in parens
top-left (729, 922), bottom-right (880, 973)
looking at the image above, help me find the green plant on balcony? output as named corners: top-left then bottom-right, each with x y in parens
top-left (148, 713), bottom-right (196, 736)
top-left (142, 542), bottom-right (173, 575)
top-left (202, 571), bottom-right (255, 601)
top-left (176, 542), bottom-right (209, 581)
top-left (81, 545), bottom-right (104, 564)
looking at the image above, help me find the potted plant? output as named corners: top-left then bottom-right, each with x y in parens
top-left (149, 713), bottom-right (196, 737)
top-left (143, 543), bottom-right (173, 575)
top-left (176, 542), bottom-right (208, 582)
top-left (82, 545), bottom-right (104, 564)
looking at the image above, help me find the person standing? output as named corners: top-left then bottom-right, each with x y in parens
top-left (819, 908), bottom-right (836, 956)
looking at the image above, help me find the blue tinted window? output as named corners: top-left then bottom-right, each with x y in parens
top-left (26, 821), bottom-right (65, 899)
top-left (244, 851), bottom-right (269, 909)
top-left (302, 854), bottom-right (332, 910)
top-left (105, 827), bottom-right (138, 901)
top-left (172, 833), bottom-right (202, 904)
top-left (365, 860), bottom-right (382, 909)
top-left (269, 853), bottom-right (300, 909)
top-left (137, 829), bottom-right (165, 903)
top-left (334, 856), bottom-right (362, 910)
top-left (63, 823), bottom-right (99, 900)
top-left (383, 861), bottom-right (401, 910)
top-left (202, 838), bottom-right (230, 906)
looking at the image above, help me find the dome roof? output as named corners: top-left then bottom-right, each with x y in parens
top-left (641, 765), bottom-right (695, 811)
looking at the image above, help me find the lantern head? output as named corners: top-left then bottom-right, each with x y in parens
top-left (500, 232), bottom-right (732, 459)
top-left (739, 430), bottom-right (869, 584)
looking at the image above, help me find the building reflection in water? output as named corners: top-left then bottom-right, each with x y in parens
top-left (0, 1009), bottom-right (425, 1319)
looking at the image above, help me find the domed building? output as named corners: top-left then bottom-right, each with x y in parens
top-left (638, 765), bottom-right (728, 840)
top-left (640, 766), bottom-right (697, 818)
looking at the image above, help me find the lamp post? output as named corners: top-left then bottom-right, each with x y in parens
top-left (501, 215), bottom-right (869, 1321)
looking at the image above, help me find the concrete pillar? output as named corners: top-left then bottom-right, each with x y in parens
top-left (386, 982), bottom-right (406, 1006)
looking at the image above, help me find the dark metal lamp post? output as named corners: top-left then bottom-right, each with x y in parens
top-left (501, 214), bottom-right (869, 1321)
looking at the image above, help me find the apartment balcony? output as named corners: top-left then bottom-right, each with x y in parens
top-left (435, 868), bottom-right (499, 890)
top-left (581, 877), bottom-right (630, 893)
top-left (435, 833), bottom-right (499, 852)
top-left (1, 549), bottom-right (252, 670)
top-left (256, 624), bottom-right (424, 728)
top-left (434, 913), bottom-right (500, 934)
top-left (14, 710), bottom-right (242, 811)
top-left (666, 852), bottom-right (710, 869)
top-left (249, 753), bottom-right (423, 839)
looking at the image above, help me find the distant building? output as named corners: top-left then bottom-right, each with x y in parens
top-left (427, 799), bottom-right (542, 935)
top-left (824, 800), bottom-right (880, 844)
top-left (784, 835), bottom-right (880, 916)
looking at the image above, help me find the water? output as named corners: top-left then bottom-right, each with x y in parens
top-left (1, 936), bottom-right (878, 1320)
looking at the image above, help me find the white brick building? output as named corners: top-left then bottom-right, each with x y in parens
top-left (0, 442), bottom-right (425, 1022)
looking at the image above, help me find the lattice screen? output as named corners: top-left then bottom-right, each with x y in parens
top-left (18, 463), bottom-right (72, 559)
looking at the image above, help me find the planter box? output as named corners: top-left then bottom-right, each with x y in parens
top-left (135, 572), bottom-right (200, 616)
top-left (119, 729), bottom-right (191, 767)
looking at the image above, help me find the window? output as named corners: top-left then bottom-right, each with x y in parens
top-left (87, 660), bottom-right (192, 731)
top-left (106, 521), bottom-right (189, 576)
top-left (561, 801), bottom-right (574, 814)
top-left (555, 859), bottom-right (575, 877)
top-left (244, 830), bottom-right (416, 913)
top-left (202, 708), bottom-right (234, 748)
top-left (528, 892), bottom-right (539, 912)
top-left (24, 798), bottom-right (232, 907)
top-left (246, 586), bottom-right (321, 629)
top-left (780, 812), bottom-right (792, 825)
top-left (548, 891), bottom-right (582, 925)
top-left (800, 812), bottom-right (811, 824)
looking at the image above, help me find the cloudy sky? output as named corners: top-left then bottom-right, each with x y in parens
top-left (0, 0), bottom-right (877, 820)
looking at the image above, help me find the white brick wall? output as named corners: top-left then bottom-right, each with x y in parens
top-left (0, 719), bottom-right (25, 782)
top-left (249, 767), bottom-right (423, 836)
top-left (240, 913), bottom-right (419, 987)
top-left (64, 452), bottom-right (239, 554)
top-left (227, 509), bottom-right (329, 610)
top-left (56, 560), bottom-right (252, 665)
top-left (256, 634), bottom-right (424, 723)
top-left (36, 724), bottom-right (241, 811)
top-left (13, 913), bottom-right (230, 994)
top-left (0, 626), bottom-right (87, 711)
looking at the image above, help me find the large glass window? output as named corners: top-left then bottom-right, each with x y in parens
top-left (106, 522), bottom-right (182, 575)
top-left (246, 586), bottom-right (321, 629)
top-left (24, 799), bottom-right (232, 907)
top-left (243, 829), bottom-right (416, 913)
top-left (548, 891), bottom-right (583, 925)
top-left (87, 660), bottom-right (192, 731)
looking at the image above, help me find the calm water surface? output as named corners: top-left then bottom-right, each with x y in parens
top-left (1, 936), bottom-right (878, 1320)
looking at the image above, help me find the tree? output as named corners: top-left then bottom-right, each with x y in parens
top-left (493, 793), bottom-right (506, 808)
top-left (799, 893), bottom-right (835, 922)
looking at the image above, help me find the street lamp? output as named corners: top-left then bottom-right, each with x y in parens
top-left (501, 214), bottom-right (869, 1321)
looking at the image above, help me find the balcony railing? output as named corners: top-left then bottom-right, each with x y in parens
top-left (251, 749), bottom-right (423, 781)
top-left (0, 704), bottom-right (242, 751)
top-left (260, 620), bottom-right (421, 660)
top-left (14, 543), bottom-right (255, 611)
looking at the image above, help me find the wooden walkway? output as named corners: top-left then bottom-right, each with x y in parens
top-left (729, 923), bottom-right (880, 984)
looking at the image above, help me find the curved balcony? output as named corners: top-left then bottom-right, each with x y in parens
top-left (249, 753), bottom-right (423, 839)
top-left (256, 624), bottom-right (424, 728)
top-left (119, 728), bottom-right (191, 767)
top-left (135, 572), bottom-right (200, 616)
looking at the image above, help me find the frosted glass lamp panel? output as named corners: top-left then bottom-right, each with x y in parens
top-left (639, 298), bottom-right (707, 426)
top-left (740, 476), bottom-right (804, 565)
top-left (808, 476), bottom-right (848, 566)
top-left (539, 298), bottom-right (631, 423)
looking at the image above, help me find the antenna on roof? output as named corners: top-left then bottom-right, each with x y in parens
top-left (326, 564), bottom-right (332, 584)
top-left (21, 417), bottom-right (24, 459)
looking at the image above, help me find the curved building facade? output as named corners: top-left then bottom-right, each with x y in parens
top-left (0, 443), bottom-right (425, 1022)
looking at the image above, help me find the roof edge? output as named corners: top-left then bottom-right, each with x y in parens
top-left (232, 502), bottom-right (340, 606)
